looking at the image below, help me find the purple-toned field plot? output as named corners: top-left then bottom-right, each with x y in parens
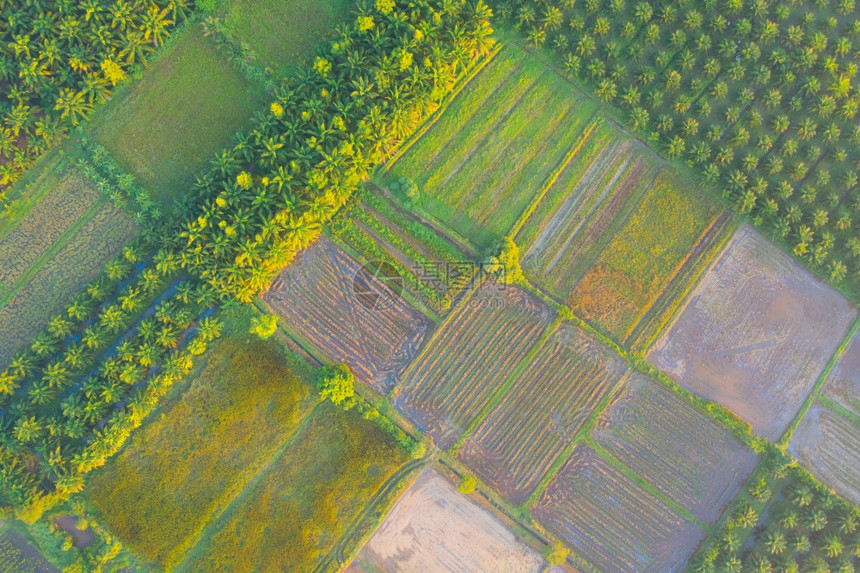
top-left (457, 323), bottom-right (627, 504)
top-left (263, 237), bottom-right (432, 394)
top-left (0, 201), bottom-right (138, 366)
top-left (592, 376), bottom-right (759, 523)
top-left (532, 443), bottom-right (705, 572)
top-left (392, 282), bottom-right (553, 449)
top-left (648, 226), bottom-right (856, 441)
top-left (821, 329), bottom-right (860, 416)
top-left (0, 172), bottom-right (101, 287)
top-left (788, 404), bottom-right (860, 506)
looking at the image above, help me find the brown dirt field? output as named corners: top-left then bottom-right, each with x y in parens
top-left (788, 403), bottom-right (860, 506)
top-left (821, 330), bottom-right (860, 416)
top-left (592, 376), bottom-right (759, 523)
top-left (263, 237), bottom-right (433, 395)
top-left (647, 225), bottom-right (857, 441)
top-left (532, 443), bottom-right (705, 572)
top-left (458, 323), bottom-right (628, 504)
top-left (354, 468), bottom-right (544, 573)
top-left (392, 282), bottom-right (554, 449)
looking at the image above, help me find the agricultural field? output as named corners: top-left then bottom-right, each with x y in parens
top-left (262, 236), bottom-right (433, 395)
top-left (385, 44), bottom-right (599, 250)
top-left (649, 226), bottom-right (857, 440)
top-left (222, 0), bottom-right (352, 73)
top-left (88, 26), bottom-right (266, 204)
top-left (821, 329), bottom-right (860, 416)
top-left (84, 325), bottom-right (317, 569)
top-left (0, 527), bottom-right (56, 573)
top-left (457, 323), bottom-right (627, 504)
top-left (0, 195), bottom-right (138, 365)
top-left (788, 404), bottom-right (860, 507)
top-left (532, 443), bottom-right (705, 572)
top-left (592, 376), bottom-right (759, 523)
top-left (176, 403), bottom-right (410, 572)
top-left (350, 468), bottom-right (544, 572)
top-left (392, 282), bottom-right (554, 449)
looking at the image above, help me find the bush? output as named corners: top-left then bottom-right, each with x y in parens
top-left (318, 364), bottom-right (357, 409)
top-left (249, 313), bottom-right (278, 339)
top-left (457, 475), bottom-right (477, 495)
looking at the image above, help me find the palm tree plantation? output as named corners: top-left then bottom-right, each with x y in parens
top-left (0, 0), bottom-right (858, 571)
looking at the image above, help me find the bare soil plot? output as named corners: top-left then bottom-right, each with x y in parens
top-left (648, 225), bottom-right (857, 440)
top-left (263, 236), bottom-right (432, 394)
top-left (0, 171), bottom-right (101, 287)
top-left (0, 201), bottom-right (138, 365)
top-left (788, 403), bottom-right (860, 506)
top-left (592, 376), bottom-right (759, 523)
top-left (354, 468), bottom-right (544, 573)
top-left (392, 282), bottom-right (553, 449)
top-left (519, 128), bottom-right (660, 302)
top-left (458, 323), bottom-right (627, 504)
top-left (569, 171), bottom-right (723, 341)
top-left (532, 444), bottom-right (705, 572)
top-left (821, 329), bottom-right (860, 415)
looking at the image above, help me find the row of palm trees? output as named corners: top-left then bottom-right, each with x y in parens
top-left (0, 0), bottom-right (189, 210)
top-left (495, 0), bottom-right (860, 291)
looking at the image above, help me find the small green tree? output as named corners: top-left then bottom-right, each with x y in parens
top-left (546, 543), bottom-right (570, 566)
top-left (250, 313), bottom-right (278, 339)
top-left (319, 364), bottom-right (357, 409)
top-left (486, 237), bottom-right (524, 284)
top-left (458, 474), bottom-right (477, 494)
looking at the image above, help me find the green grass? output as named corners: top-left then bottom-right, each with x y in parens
top-left (87, 26), bottom-right (266, 205)
top-left (83, 320), bottom-right (317, 569)
top-left (569, 172), bottom-right (722, 341)
top-left (222, 0), bottom-right (354, 73)
top-left (177, 402), bottom-right (410, 572)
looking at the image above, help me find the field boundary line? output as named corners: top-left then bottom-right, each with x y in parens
top-left (621, 207), bottom-right (730, 346)
top-left (521, 371), bottom-right (631, 510)
top-left (173, 402), bottom-right (323, 572)
top-left (777, 316), bottom-right (860, 448)
top-left (509, 119), bottom-right (599, 239)
top-left (817, 394), bottom-right (860, 427)
top-left (448, 316), bottom-right (562, 455)
top-left (378, 45), bottom-right (502, 173)
top-left (0, 195), bottom-right (111, 308)
top-left (627, 212), bottom-right (738, 355)
top-left (584, 436), bottom-right (709, 531)
top-left (314, 458), bottom-right (428, 573)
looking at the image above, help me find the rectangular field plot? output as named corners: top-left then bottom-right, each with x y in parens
top-left (263, 237), bottom-right (432, 394)
top-left (788, 404), bottom-right (860, 506)
top-left (592, 376), bottom-right (759, 523)
top-left (387, 44), bottom-right (598, 250)
top-left (518, 124), bottom-right (658, 300)
top-left (821, 329), bottom-right (860, 416)
top-left (648, 226), bottom-right (857, 441)
top-left (0, 171), bottom-right (100, 287)
top-left (177, 404), bottom-right (410, 573)
top-left (532, 444), bottom-right (705, 572)
top-left (569, 172), bottom-right (723, 341)
top-left (393, 282), bottom-right (554, 449)
top-left (0, 201), bottom-right (137, 365)
top-left (353, 468), bottom-right (544, 573)
top-left (457, 323), bottom-right (627, 504)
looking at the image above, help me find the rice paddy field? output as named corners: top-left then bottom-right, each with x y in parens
top-left (384, 44), bottom-right (599, 250)
top-left (392, 282), bottom-right (554, 449)
top-left (0, 169), bottom-right (138, 365)
top-left (592, 376), bottom-right (759, 523)
top-left (648, 225), bottom-right (857, 441)
top-left (457, 322), bottom-right (628, 504)
top-left (262, 237), bottom-right (433, 395)
top-left (532, 443), bottom-right (705, 572)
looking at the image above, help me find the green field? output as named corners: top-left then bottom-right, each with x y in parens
top-left (177, 403), bottom-right (409, 572)
top-left (84, 322), bottom-right (317, 568)
top-left (87, 26), bottom-right (266, 205)
top-left (222, 0), bottom-right (353, 73)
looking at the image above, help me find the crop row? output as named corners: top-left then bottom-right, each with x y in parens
top-left (393, 282), bottom-right (553, 450)
top-left (458, 323), bottom-right (627, 504)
